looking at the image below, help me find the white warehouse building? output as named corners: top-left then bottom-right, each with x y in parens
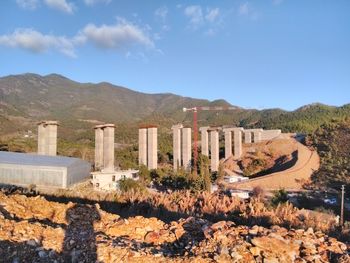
top-left (0, 151), bottom-right (91, 189)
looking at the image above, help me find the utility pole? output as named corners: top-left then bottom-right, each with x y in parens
top-left (340, 185), bottom-right (345, 227)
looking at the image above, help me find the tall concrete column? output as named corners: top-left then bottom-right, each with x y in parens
top-left (210, 130), bottom-right (219, 172)
top-left (147, 127), bottom-right (158, 170)
top-left (138, 128), bottom-right (147, 166)
top-left (233, 128), bottom-right (243, 159)
top-left (45, 121), bottom-right (58, 156)
top-left (172, 124), bottom-right (183, 170)
top-left (37, 122), bottom-right (47, 155)
top-left (223, 129), bottom-right (233, 159)
top-left (253, 130), bottom-right (262, 143)
top-left (199, 126), bottom-right (209, 156)
top-left (244, 131), bottom-right (252, 143)
top-left (103, 124), bottom-right (115, 172)
top-left (182, 127), bottom-right (192, 171)
top-left (94, 125), bottom-right (104, 171)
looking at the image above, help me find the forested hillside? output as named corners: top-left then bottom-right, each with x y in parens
top-left (1, 73), bottom-right (349, 143)
top-left (308, 118), bottom-right (350, 194)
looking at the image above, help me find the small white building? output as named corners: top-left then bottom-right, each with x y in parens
top-left (91, 169), bottom-right (139, 191)
top-left (224, 175), bottom-right (249, 184)
top-left (229, 189), bottom-right (250, 199)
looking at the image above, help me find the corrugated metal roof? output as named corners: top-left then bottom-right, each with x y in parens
top-left (0, 151), bottom-right (86, 167)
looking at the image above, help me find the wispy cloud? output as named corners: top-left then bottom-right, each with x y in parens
top-left (184, 6), bottom-right (221, 27)
top-left (78, 19), bottom-right (154, 50)
top-left (84, 0), bottom-right (111, 6)
top-left (238, 2), bottom-right (259, 20)
top-left (205, 8), bottom-right (220, 23)
top-left (0, 28), bottom-right (76, 57)
top-left (154, 6), bottom-right (170, 39)
top-left (183, 5), bottom-right (222, 35)
top-left (184, 5), bottom-right (204, 28)
top-left (154, 6), bottom-right (168, 22)
top-left (43, 0), bottom-right (74, 14)
top-left (16, 0), bottom-right (39, 10)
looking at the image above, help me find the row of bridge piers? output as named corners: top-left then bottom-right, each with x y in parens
top-left (36, 121), bottom-right (279, 173)
top-left (173, 126), bottom-right (268, 172)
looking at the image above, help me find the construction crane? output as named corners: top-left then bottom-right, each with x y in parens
top-left (183, 106), bottom-right (238, 171)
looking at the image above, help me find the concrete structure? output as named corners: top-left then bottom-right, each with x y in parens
top-left (94, 125), bottom-right (105, 171)
top-left (102, 124), bottom-right (115, 172)
top-left (223, 127), bottom-right (243, 159)
top-left (244, 129), bottom-right (263, 143)
top-left (91, 169), bottom-right (139, 191)
top-left (182, 127), bottom-right (192, 171)
top-left (138, 128), bottom-right (147, 167)
top-left (37, 122), bottom-right (47, 155)
top-left (210, 129), bottom-right (220, 172)
top-left (37, 121), bottom-right (59, 156)
top-left (147, 127), bottom-right (158, 170)
top-left (261, 129), bottom-right (282, 141)
top-left (171, 124), bottom-right (183, 170)
top-left (233, 128), bottom-right (243, 158)
top-left (46, 121), bottom-right (58, 156)
top-left (253, 129), bottom-right (263, 143)
top-left (138, 127), bottom-right (158, 170)
top-left (223, 128), bottom-right (233, 159)
top-left (199, 126), bottom-right (210, 156)
top-left (0, 151), bottom-right (90, 189)
top-left (244, 131), bottom-right (252, 143)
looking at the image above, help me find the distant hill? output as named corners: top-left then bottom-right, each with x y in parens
top-left (308, 118), bottom-right (350, 194)
top-left (0, 73), bottom-right (349, 142)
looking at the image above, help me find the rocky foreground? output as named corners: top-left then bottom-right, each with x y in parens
top-left (0, 192), bottom-right (349, 263)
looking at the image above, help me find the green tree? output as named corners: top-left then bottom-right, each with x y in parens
top-left (138, 164), bottom-right (151, 185)
top-left (271, 189), bottom-right (289, 206)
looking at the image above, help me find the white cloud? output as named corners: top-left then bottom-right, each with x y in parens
top-left (84, 0), bottom-right (111, 6)
top-left (155, 6), bottom-right (168, 21)
top-left (79, 20), bottom-right (154, 49)
top-left (44, 0), bottom-right (74, 14)
top-left (16, 0), bottom-right (39, 10)
top-left (184, 5), bottom-right (221, 34)
top-left (238, 2), bottom-right (259, 20)
top-left (239, 2), bottom-right (250, 15)
top-left (0, 28), bottom-right (76, 57)
top-left (184, 5), bottom-right (204, 27)
top-left (205, 8), bottom-right (220, 22)
top-left (0, 18), bottom-right (155, 57)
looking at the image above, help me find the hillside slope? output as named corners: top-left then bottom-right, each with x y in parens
top-left (232, 137), bottom-right (320, 190)
top-left (308, 119), bottom-right (350, 193)
top-left (0, 73), bottom-right (349, 141)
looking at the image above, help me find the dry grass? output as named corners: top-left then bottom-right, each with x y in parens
top-left (2, 185), bottom-right (340, 234)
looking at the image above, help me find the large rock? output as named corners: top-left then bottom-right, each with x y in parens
top-left (251, 236), bottom-right (300, 262)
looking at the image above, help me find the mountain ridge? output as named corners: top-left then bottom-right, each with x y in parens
top-left (0, 73), bottom-right (349, 140)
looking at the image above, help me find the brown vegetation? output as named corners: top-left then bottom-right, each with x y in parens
top-left (0, 191), bottom-right (349, 262)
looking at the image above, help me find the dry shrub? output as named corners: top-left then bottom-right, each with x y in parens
top-left (5, 185), bottom-right (339, 233)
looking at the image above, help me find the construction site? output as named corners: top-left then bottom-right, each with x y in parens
top-left (0, 105), bottom-right (320, 194)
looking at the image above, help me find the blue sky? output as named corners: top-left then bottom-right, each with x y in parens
top-left (0, 0), bottom-right (349, 110)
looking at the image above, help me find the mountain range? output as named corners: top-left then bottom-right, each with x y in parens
top-left (0, 73), bottom-right (349, 142)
